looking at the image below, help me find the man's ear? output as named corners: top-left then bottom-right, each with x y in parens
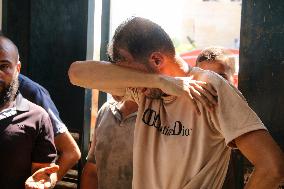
top-left (149, 52), bottom-right (164, 68)
top-left (16, 61), bottom-right (21, 73)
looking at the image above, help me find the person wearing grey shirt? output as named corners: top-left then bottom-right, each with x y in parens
top-left (81, 99), bottom-right (137, 189)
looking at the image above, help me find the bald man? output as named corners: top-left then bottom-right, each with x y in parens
top-left (0, 34), bottom-right (58, 189)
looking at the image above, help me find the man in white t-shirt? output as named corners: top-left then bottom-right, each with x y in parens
top-left (69, 17), bottom-right (284, 189)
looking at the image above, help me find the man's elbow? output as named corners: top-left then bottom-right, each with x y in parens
top-left (59, 143), bottom-right (81, 164)
top-left (257, 157), bottom-right (284, 180)
top-left (270, 160), bottom-right (284, 180)
top-left (68, 145), bottom-right (81, 163)
top-left (68, 61), bottom-right (82, 86)
top-left (73, 148), bottom-right (81, 162)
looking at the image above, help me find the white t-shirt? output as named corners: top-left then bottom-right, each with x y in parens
top-left (125, 68), bottom-right (266, 189)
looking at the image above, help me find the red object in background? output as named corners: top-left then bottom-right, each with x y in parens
top-left (179, 49), bottom-right (203, 67)
top-left (233, 74), bottom-right (239, 88)
top-left (179, 49), bottom-right (239, 87)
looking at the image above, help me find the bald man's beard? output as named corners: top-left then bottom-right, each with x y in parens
top-left (0, 78), bottom-right (19, 109)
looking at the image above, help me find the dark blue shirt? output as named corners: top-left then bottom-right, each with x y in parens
top-left (18, 74), bottom-right (67, 136)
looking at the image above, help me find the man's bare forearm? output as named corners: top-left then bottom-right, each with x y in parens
top-left (68, 61), bottom-right (160, 93)
top-left (236, 130), bottom-right (284, 189)
top-left (55, 132), bottom-right (81, 181)
top-left (80, 162), bottom-right (98, 189)
top-left (244, 168), bottom-right (283, 189)
top-left (68, 60), bottom-right (218, 111)
top-left (56, 153), bottom-right (78, 181)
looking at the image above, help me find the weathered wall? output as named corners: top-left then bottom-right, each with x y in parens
top-left (239, 0), bottom-right (284, 150)
top-left (2, 0), bottom-right (89, 133)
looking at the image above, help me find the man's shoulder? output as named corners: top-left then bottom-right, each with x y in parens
top-left (189, 67), bottom-right (225, 87)
top-left (100, 98), bottom-right (117, 108)
top-left (17, 95), bottom-right (49, 117)
top-left (19, 74), bottom-right (50, 98)
top-left (13, 95), bottom-right (53, 133)
top-left (98, 99), bottom-right (118, 115)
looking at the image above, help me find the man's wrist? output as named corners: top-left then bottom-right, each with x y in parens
top-left (156, 74), bottom-right (170, 91)
top-left (152, 74), bottom-right (164, 89)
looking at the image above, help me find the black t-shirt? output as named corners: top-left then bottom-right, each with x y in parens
top-left (0, 94), bottom-right (57, 189)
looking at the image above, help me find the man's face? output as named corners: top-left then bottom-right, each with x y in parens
top-left (0, 38), bottom-right (20, 107)
top-left (114, 48), bottom-right (164, 99)
top-left (113, 48), bottom-right (154, 72)
top-left (197, 61), bottom-right (234, 84)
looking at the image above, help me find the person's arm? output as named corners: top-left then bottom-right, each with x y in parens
top-left (68, 61), bottom-right (217, 113)
top-left (20, 78), bottom-right (81, 181)
top-left (40, 93), bottom-right (81, 181)
top-left (68, 61), bottom-right (158, 95)
top-left (27, 108), bottom-right (58, 188)
top-left (81, 113), bottom-right (100, 189)
top-left (80, 133), bottom-right (98, 189)
top-left (207, 74), bottom-right (284, 188)
top-left (235, 130), bottom-right (284, 189)
top-left (25, 163), bottom-right (59, 189)
top-left (80, 162), bottom-right (98, 189)
top-left (55, 131), bottom-right (81, 181)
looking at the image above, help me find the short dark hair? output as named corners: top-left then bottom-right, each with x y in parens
top-left (107, 17), bottom-right (175, 64)
top-left (196, 46), bottom-right (235, 73)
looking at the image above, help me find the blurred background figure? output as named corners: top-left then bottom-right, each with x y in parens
top-left (195, 46), bottom-right (244, 189)
top-left (80, 98), bottom-right (137, 189)
top-left (19, 74), bottom-right (81, 182)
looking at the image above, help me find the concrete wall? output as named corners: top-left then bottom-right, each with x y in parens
top-left (181, 0), bottom-right (242, 49)
top-left (2, 0), bottom-right (90, 134)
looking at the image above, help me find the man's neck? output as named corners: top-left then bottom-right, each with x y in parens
top-left (118, 101), bottom-right (138, 119)
top-left (163, 56), bottom-right (191, 77)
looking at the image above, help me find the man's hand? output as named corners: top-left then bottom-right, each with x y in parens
top-left (159, 75), bottom-right (218, 114)
top-left (25, 165), bottom-right (59, 189)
